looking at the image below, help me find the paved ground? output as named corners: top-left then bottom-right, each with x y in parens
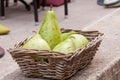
top-left (0, 0), bottom-right (120, 80)
top-left (2, 8), bottom-right (120, 80)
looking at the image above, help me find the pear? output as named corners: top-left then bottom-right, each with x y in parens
top-left (69, 34), bottom-right (89, 50)
top-left (39, 7), bottom-right (62, 49)
top-left (53, 38), bottom-right (75, 54)
top-left (23, 34), bottom-right (50, 50)
top-left (53, 34), bottom-right (89, 54)
top-left (0, 24), bottom-right (10, 35)
top-left (62, 31), bottom-right (76, 41)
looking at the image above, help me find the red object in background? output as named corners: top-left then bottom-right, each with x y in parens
top-left (40, 0), bottom-right (64, 6)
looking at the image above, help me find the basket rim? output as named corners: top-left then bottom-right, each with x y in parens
top-left (8, 29), bottom-right (104, 60)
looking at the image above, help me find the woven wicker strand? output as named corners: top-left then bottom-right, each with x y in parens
top-left (8, 28), bottom-right (103, 80)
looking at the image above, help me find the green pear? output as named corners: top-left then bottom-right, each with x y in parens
top-left (62, 31), bottom-right (76, 41)
top-left (53, 38), bottom-right (75, 54)
top-left (39, 8), bottom-right (62, 49)
top-left (69, 34), bottom-right (89, 50)
top-left (32, 55), bottom-right (40, 62)
top-left (23, 34), bottom-right (50, 50)
top-left (53, 34), bottom-right (89, 54)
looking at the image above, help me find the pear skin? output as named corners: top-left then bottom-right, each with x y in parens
top-left (53, 34), bottom-right (89, 54)
top-left (23, 34), bottom-right (51, 50)
top-left (62, 31), bottom-right (76, 41)
top-left (53, 38), bottom-right (75, 54)
top-left (69, 34), bottom-right (89, 50)
top-left (39, 9), bottom-right (62, 49)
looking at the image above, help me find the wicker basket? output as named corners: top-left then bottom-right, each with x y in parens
top-left (8, 28), bottom-right (103, 80)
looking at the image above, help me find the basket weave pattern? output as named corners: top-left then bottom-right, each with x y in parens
top-left (9, 29), bottom-right (103, 80)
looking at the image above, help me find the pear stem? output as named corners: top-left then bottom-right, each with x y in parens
top-left (50, 5), bottom-right (52, 11)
